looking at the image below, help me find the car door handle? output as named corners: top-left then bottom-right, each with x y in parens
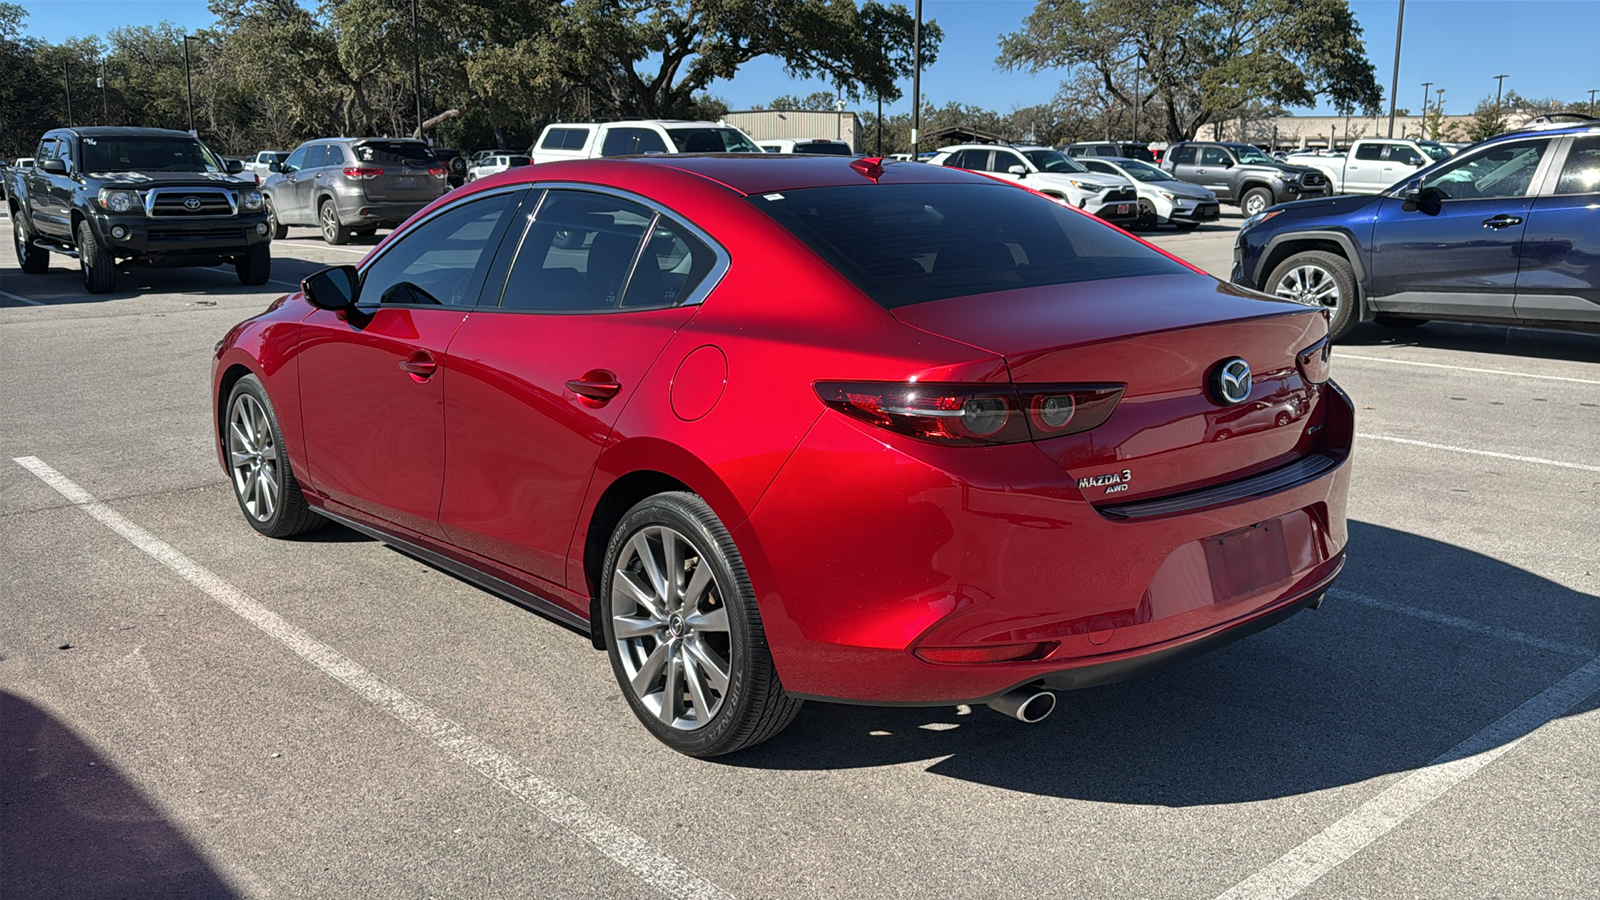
top-left (1482, 215), bottom-right (1523, 229)
top-left (398, 351), bottom-right (438, 381)
top-left (566, 371), bottom-right (622, 404)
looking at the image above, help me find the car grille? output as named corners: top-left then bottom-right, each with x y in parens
top-left (1300, 172), bottom-right (1326, 187)
top-left (1105, 187), bottom-right (1136, 203)
top-left (146, 188), bottom-right (237, 217)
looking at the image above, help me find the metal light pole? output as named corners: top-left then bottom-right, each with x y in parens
top-left (876, 93), bottom-right (883, 155)
top-left (63, 59), bottom-right (73, 125)
top-left (1386, 0), bottom-right (1405, 138)
top-left (412, 0), bottom-right (423, 138)
top-left (910, 0), bottom-right (922, 156)
top-left (1131, 55), bottom-right (1141, 143)
top-left (99, 59), bottom-right (109, 124)
top-left (1493, 74), bottom-right (1508, 121)
top-left (1420, 80), bottom-right (1432, 129)
top-left (182, 34), bottom-right (194, 134)
top-left (1591, 89), bottom-right (1599, 116)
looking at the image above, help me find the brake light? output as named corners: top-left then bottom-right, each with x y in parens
top-left (427, 166), bottom-right (447, 177)
top-left (1297, 336), bottom-right (1331, 384)
top-left (342, 167), bottom-right (383, 179)
top-left (814, 381), bottom-right (1124, 446)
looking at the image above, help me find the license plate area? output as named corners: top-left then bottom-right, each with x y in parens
top-left (1116, 204), bottom-right (1130, 215)
top-left (395, 176), bottom-right (415, 188)
top-left (1204, 518), bottom-right (1291, 604)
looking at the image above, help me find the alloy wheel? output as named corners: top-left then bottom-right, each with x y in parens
top-left (227, 392), bottom-right (281, 522)
top-left (320, 205), bottom-right (337, 242)
top-left (611, 524), bottom-right (733, 731)
top-left (1273, 264), bottom-right (1341, 311)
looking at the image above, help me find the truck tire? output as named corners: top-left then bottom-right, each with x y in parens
top-left (1241, 186), bottom-right (1274, 217)
top-left (236, 245), bottom-right (272, 286)
top-left (264, 198), bottom-right (288, 240)
top-left (318, 199), bottom-right (353, 246)
top-left (1266, 250), bottom-right (1357, 339)
top-left (77, 220), bottom-right (117, 294)
top-left (12, 213), bottom-right (49, 274)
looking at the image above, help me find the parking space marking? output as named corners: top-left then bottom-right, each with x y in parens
top-left (1337, 353), bottom-right (1600, 387)
top-left (1215, 652), bottom-right (1600, 900)
top-left (1331, 589), bottom-right (1592, 657)
top-left (1356, 433), bottom-right (1600, 473)
top-left (0, 288), bottom-right (43, 306)
top-left (205, 265), bottom-right (301, 290)
top-left (12, 455), bottom-right (733, 900)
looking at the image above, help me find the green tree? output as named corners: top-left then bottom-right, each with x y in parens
top-left (1465, 95), bottom-right (1508, 142)
top-left (766, 91), bottom-right (842, 111)
top-left (1421, 89), bottom-right (1461, 141)
top-left (997, 0), bottom-right (1382, 142)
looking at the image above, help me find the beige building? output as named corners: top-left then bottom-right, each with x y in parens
top-left (1194, 111), bottom-right (1546, 149)
top-left (721, 109), bottom-right (862, 152)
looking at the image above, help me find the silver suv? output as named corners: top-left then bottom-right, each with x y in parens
top-left (261, 137), bottom-right (448, 244)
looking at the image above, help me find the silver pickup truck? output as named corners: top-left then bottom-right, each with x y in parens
top-left (1285, 139), bottom-right (1455, 194)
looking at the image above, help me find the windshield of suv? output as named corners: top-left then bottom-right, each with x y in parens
top-left (1227, 145), bottom-right (1277, 165)
top-left (665, 128), bottom-right (762, 153)
top-left (1022, 150), bottom-right (1089, 174)
top-left (1417, 141), bottom-right (1452, 161)
top-left (353, 140), bottom-right (438, 165)
top-left (1115, 160), bottom-right (1172, 182)
top-left (81, 137), bottom-right (227, 173)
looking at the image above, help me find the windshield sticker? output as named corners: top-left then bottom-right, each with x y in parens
top-left (763, 193), bottom-right (784, 201)
top-left (88, 171), bottom-right (153, 182)
top-left (83, 138), bottom-right (97, 145)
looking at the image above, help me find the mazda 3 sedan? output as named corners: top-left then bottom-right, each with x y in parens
top-left (213, 155), bottom-right (1352, 756)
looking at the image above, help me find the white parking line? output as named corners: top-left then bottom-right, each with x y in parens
top-left (0, 288), bottom-right (43, 306)
top-left (1356, 433), bottom-right (1600, 473)
top-left (1336, 353), bottom-right (1600, 387)
top-left (12, 455), bottom-right (733, 900)
top-left (1331, 589), bottom-right (1592, 657)
top-left (205, 265), bottom-right (301, 290)
top-left (1215, 652), bottom-right (1600, 900)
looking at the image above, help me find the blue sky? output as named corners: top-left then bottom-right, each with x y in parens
top-left (15, 0), bottom-right (1600, 116)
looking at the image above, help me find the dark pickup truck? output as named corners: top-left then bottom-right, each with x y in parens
top-left (1161, 141), bottom-right (1331, 216)
top-left (7, 126), bottom-right (272, 293)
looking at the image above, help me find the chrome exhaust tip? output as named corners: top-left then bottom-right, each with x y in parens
top-left (987, 686), bottom-right (1056, 724)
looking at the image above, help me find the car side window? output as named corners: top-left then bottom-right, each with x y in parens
top-left (1355, 143), bottom-right (1384, 161)
top-left (1200, 147), bottom-right (1231, 166)
top-left (281, 146), bottom-right (307, 173)
top-left (620, 218), bottom-right (717, 309)
top-left (1170, 146), bottom-right (1196, 165)
top-left (35, 137), bottom-right (57, 162)
top-left (1387, 145), bottom-right (1423, 166)
top-left (600, 128), bottom-right (669, 157)
top-left (498, 190), bottom-right (654, 311)
top-left (1554, 136), bottom-right (1600, 195)
top-left (1420, 139), bottom-right (1549, 201)
top-left (993, 151), bottom-right (1026, 173)
top-left (1081, 159), bottom-right (1112, 174)
top-left (1095, 146), bottom-right (1118, 157)
top-left (359, 192), bottom-right (517, 308)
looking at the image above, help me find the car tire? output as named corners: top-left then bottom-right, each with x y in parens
top-left (1374, 314), bottom-right (1428, 329)
top-left (319, 199), bottom-right (353, 245)
top-left (1241, 187), bottom-right (1273, 217)
top-left (224, 375), bottom-right (323, 538)
top-left (600, 492), bottom-right (802, 757)
top-left (1135, 200), bottom-right (1159, 231)
top-left (13, 213), bottom-right (49, 274)
top-left (1266, 250), bottom-right (1358, 339)
top-left (235, 245), bottom-right (272, 286)
top-left (265, 198), bottom-right (288, 240)
top-left (77, 220), bottom-right (116, 294)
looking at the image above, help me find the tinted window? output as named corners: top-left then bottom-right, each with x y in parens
top-left (1021, 150), bottom-right (1087, 174)
top-left (80, 136), bottom-right (225, 173)
top-left (1081, 159), bottom-right (1113, 174)
top-left (304, 144), bottom-right (335, 169)
top-left (621, 218), bottom-right (717, 308)
top-left (507, 156), bottom-right (531, 166)
top-left (1170, 145), bottom-right (1196, 165)
top-left (282, 145), bottom-right (308, 173)
top-left (1387, 145), bottom-right (1424, 166)
top-left (793, 142), bottom-right (853, 155)
top-left (360, 193), bottom-right (515, 307)
top-left (541, 128), bottom-right (590, 151)
top-left (753, 183), bottom-right (1189, 310)
top-left (1355, 143), bottom-right (1384, 161)
top-left (664, 127), bottom-right (761, 153)
top-left (354, 141), bottom-right (436, 165)
top-left (991, 151), bottom-right (1027, 173)
top-left (35, 137), bottom-right (57, 161)
top-left (1094, 146), bottom-right (1119, 157)
top-left (1421, 139), bottom-right (1549, 200)
top-left (1555, 136), bottom-right (1600, 195)
top-left (601, 128), bottom-right (669, 157)
top-left (499, 191), bottom-right (653, 311)
top-left (1200, 147), bottom-right (1231, 166)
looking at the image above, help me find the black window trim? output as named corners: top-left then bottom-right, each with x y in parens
top-left (354, 184), bottom-right (530, 310)
top-left (478, 182), bottom-right (731, 316)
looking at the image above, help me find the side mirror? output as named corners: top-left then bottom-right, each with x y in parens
top-left (1401, 185), bottom-right (1445, 214)
top-left (1220, 159), bottom-right (1234, 169)
top-left (302, 265), bottom-right (360, 311)
top-left (1007, 165), bottom-right (1027, 176)
top-left (1410, 158), bottom-right (1427, 167)
top-left (268, 162), bottom-right (281, 173)
top-left (225, 159), bottom-right (245, 175)
top-left (41, 158), bottom-right (67, 174)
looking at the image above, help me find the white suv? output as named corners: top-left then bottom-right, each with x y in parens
top-left (929, 144), bottom-right (1139, 226)
top-left (466, 153), bottom-right (531, 181)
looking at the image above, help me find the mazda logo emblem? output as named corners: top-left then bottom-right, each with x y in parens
top-left (183, 197), bottom-right (203, 210)
top-left (1212, 358), bottom-right (1252, 405)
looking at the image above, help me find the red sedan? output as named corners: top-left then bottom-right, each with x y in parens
top-left (213, 155), bottom-right (1351, 756)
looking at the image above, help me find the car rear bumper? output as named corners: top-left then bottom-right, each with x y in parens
top-left (739, 381), bottom-right (1355, 705)
top-left (342, 200), bottom-right (437, 226)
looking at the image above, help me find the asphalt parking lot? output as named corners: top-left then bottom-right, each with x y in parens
top-left (3, 209), bottom-right (1597, 899)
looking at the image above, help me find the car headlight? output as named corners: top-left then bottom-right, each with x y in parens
top-left (98, 189), bottom-right (140, 213)
top-left (1067, 180), bottom-right (1106, 192)
top-left (1159, 190), bottom-right (1177, 201)
top-left (1240, 210), bottom-right (1282, 233)
top-left (241, 190), bottom-right (264, 211)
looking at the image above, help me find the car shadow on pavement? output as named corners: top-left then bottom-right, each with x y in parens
top-left (724, 521), bottom-right (1599, 806)
top-left (0, 691), bottom-right (239, 898)
top-left (1342, 320), bottom-right (1600, 365)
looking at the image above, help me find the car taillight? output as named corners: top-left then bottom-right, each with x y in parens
top-left (1297, 336), bottom-right (1331, 384)
top-left (427, 167), bottom-right (447, 177)
top-left (342, 167), bottom-right (383, 179)
top-left (814, 381), bottom-right (1124, 446)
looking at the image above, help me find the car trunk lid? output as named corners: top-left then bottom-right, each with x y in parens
top-left (350, 140), bottom-right (442, 202)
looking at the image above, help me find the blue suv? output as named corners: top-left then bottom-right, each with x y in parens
top-left (1232, 123), bottom-right (1600, 339)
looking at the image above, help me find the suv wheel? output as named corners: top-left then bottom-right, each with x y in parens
top-left (1135, 199), bottom-right (1159, 231)
top-left (77, 220), bottom-right (116, 294)
top-left (264, 198), bottom-right (288, 240)
top-left (319, 200), bottom-right (353, 245)
top-left (1241, 187), bottom-right (1273, 217)
top-left (12, 213), bottom-right (49, 274)
top-left (1267, 250), bottom-right (1357, 339)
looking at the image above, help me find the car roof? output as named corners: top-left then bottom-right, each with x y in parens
top-left (536, 154), bottom-right (994, 196)
top-left (54, 126), bottom-right (196, 138)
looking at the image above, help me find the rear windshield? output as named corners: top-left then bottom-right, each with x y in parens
top-left (507, 156), bottom-right (531, 166)
top-left (81, 137), bottom-right (227, 173)
top-left (665, 128), bottom-right (762, 153)
top-left (353, 141), bottom-right (437, 165)
top-left (753, 183), bottom-right (1188, 309)
top-left (793, 142), bottom-right (854, 156)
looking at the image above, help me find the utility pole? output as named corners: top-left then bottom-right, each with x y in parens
top-left (182, 34), bottom-right (194, 134)
top-left (1386, 0), bottom-right (1405, 138)
top-left (63, 59), bottom-right (72, 126)
top-left (1131, 55), bottom-right (1141, 143)
top-left (911, 0), bottom-right (922, 156)
top-left (1420, 80), bottom-right (1432, 129)
top-left (1493, 74), bottom-right (1508, 122)
top-left (412, 0), bottom-right (423, 139)
top-left (99, 59), bottom-right (108, 124)
top-left (1589, 88), bottom-right (1597, 117)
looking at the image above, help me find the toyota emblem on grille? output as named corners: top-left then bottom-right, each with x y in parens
top-left (183, 197), bottom-right (203, 210)
top-left (1212, 358), bottom-right (1252, 405)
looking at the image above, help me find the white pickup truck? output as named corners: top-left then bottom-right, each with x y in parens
top-left (529, 120), bottom-right (763, 164)
top-left (1284, 139), bottom-right (1454, 194)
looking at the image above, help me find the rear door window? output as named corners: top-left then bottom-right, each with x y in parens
top-left (541, 128), bottom-right (590, 151)
top-left (1421, 139), bottom-right (1550, 200)
top-left (1355, 143), bottom-right (1384, 161)
top-left (1554, 136), bottom-right (1600, 195)
top-left (1200, 147), bottom-right (1231, 166)
top-left (1170, 146), bottom-right (1196, 165)
top-left (753, 183), bottom-right (1188, 309)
